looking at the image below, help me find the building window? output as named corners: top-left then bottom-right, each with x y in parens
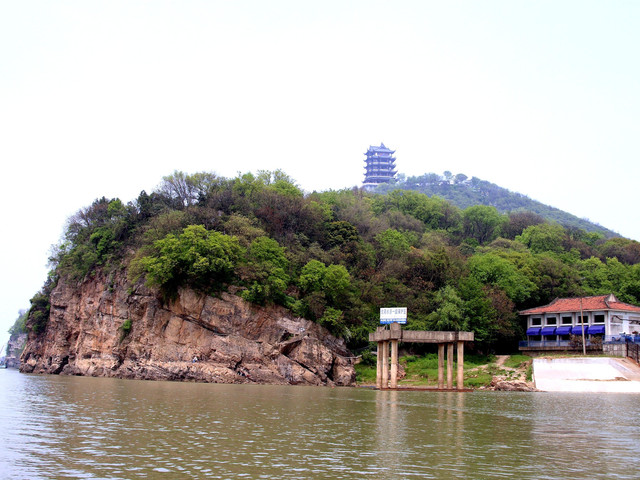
top-left (546, 316), bottom-right (557, 325)
top-left (576, 315), bottom-right (589, 325)
top-left (561, 316), bottom-right (573, 325)
top-left (593, 314), bottom-right (605, 324)
top-left (531, 317), bottom-right (542, 326)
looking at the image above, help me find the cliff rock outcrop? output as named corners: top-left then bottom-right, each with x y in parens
top-left (5, 333), bottom-right (27, 368)
top-left (20, 272), bottom-right (356, 386)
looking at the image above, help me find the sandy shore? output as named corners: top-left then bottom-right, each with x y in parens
top-left (533, 357), bottom-right (640, 393)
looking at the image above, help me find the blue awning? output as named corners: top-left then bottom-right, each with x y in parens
top-left (589, 325), bottom-right (605, 335)
top-left (572, 325), bottom-right (589, 335)
top-left (526, 327), bottom-right (541, 335)
top-left (541, 326), bottom-right (557, 336)
top-left (556, 326), bottom-right (572, 335)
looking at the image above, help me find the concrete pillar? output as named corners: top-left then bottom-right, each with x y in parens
top-left (457, 340), bottom-right (464, 390)
top-left (376, 341), bottom-right (383, 389)
top-left (381, 341), bottom-right (390, 389)
top-left (447, 342), bottom-right (454, 389)
top-left (390, 339), bottom-right (398, 389)
top-left (438, 343), bottom-right (445, 389)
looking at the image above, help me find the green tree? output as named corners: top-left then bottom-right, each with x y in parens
top-left (257, 169), bottom-right (304, 198)
top-left (27, 290), bottom-right (51, 334)
top-left (232, 172), bottom-right (264, 201)
top-left (375, 229), bottom-right (411, 260)
top-left (467, 252), bottom-right (537, 303)
top-left (454, 173), bottom-right (468, 184)
top-left (222, 214), bottom-right (266, 247)
top-left (158, 171), bottom-right (223, 207)
top-left (159, 170), bottom-right (198, 207)
top-left (599, 237), bottom-right (640, 265)
top-left (299, 260), bottom-right (327, 293)
top-left (577, 256), bottom-right (631, 296)
top-left (619, 263), bottom-right (640, 304)
top-left (323, 264), bottom-right (352, 306)
top-left (53, 197), bottom-right (135, 280)
top-left (8, 310), bottom-right (28, 336)
top-left (373, 189), bottom-right (461, 231)
top-left (459, 277), bottom-right (519, 352)
top-left (327, 221), bottom-right (359, 247)
top-left (516, 223), bottom-right (566, 254)
top-left (502, 211), bottom-right (545, 239)
top-left (528, 252), bottom-right (578, 305)
top-left (239, 236), bottom-right (290, 304)
top-left (462, 205), bottom-right (505, 244)
top-left (318, 307), bottom-right (349, 339)
top-left (137, 225), bottom-right (243, 298)
top-left (426, 285), bottom-right (466, 331)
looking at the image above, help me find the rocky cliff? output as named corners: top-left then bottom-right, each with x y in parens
top-left (20, 272), bottom-right (356, 386)
top-left (5, 333), bottom-right (27, 368)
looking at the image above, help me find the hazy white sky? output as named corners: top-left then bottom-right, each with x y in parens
top-left (1, 1), bottom-right (639, 345)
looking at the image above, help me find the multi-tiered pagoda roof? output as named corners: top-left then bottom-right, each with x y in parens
top-left (363, 143), bottom-right (397, 189)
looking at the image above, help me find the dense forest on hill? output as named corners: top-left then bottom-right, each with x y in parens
top-left (375, 172), bottom-right (618, 238)
top-left (26, 170), bottom-right (640, 353)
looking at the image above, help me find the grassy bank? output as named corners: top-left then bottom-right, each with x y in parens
top-left (355, 353), bottom-right (533, 389)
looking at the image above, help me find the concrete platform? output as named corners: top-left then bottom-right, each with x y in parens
top-left (533, 357), bottom-right (640, 393)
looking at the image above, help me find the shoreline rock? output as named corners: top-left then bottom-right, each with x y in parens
top-left (20, 272), bottom-right (356, 387)
top-left (484, 378), bottom-right (538, 392)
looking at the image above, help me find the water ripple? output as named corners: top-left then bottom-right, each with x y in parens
top-left (1, 370), bottom-right (640, 479)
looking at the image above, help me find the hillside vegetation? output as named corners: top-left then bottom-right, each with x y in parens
top-left (375, 172), bottom-right (618, 237)
top-left (28, 170), bottom-right (640, 353)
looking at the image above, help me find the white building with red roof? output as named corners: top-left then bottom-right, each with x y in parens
top-left (519, 294), bottom-right (640, 353)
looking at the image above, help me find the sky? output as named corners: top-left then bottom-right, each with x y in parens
top-left (1, 1), bottom-right (639, 348)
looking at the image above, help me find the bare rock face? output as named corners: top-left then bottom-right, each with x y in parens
top-left (20, 272), bottom-right (356, 387)
top-left (5, 333), bottom-right (27, 368)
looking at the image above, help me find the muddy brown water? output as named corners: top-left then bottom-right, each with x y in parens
top-left (1, 368), bottom-right (638, 479)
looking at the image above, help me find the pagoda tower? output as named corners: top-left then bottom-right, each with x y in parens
top-left (363, 143), bottom-right (397, 190)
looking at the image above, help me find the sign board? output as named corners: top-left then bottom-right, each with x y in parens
top-left (380, 307), bottom-right (407, 325)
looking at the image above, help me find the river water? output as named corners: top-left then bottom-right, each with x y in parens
top-left (1, 369), bottom-right (638, 480)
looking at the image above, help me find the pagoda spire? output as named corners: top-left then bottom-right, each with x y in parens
top-left (362, 143), bottom-right (397, 190)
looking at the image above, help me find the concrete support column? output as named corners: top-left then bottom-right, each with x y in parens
top-left (376, 341), bottom-right (383, 389)
top-left (437, 343), bottom-right (445, 389)
top-left (457, 340), bottom-right (464, 390)
top-left (447, 342), bottom-right (454, 389)
top-left (390, 339), bottom-right (399, 389)
top-left (381, 341), bottom-right (390, 389)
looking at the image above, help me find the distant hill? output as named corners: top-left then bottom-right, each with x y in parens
top-left (373, 172), bottom-right (619, 238)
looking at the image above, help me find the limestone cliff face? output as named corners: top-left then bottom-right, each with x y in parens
top-left (20, 272), bottom-right (356, 386)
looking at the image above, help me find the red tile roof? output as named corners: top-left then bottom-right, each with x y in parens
top-left (519, 294), bottom-right (640, 315)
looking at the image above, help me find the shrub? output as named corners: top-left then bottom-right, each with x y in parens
top-left (360, 350), bottom-right (377, 367)
top-left (239, 237), bottom-right (290, 305)
top-left (28, 292), bottom-right (51, 334)
top-left (135, 225), bottom-right (244, 298)
top-left (119, 319), bottom-right (132, 340)
top-left (319, 307), bottom-right (349, 339)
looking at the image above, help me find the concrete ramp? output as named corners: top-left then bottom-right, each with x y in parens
top-left (533, 357), bottom-right (640, 393)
